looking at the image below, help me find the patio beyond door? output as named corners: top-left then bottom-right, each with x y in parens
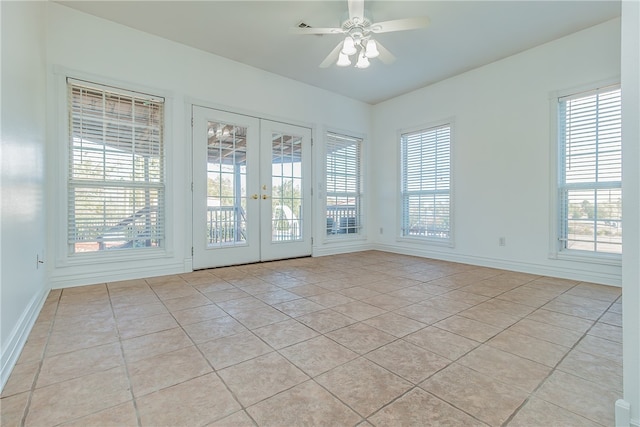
top-left (192, 106), bottom-right (311, 269)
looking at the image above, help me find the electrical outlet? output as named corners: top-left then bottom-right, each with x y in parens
top-left (499, 237), bottom-right (506, 246)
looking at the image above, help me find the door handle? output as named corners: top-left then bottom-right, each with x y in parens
top-left (251, 194), bottom-right (258, 200)
top-left (262, 195), bottom-right (270, 200)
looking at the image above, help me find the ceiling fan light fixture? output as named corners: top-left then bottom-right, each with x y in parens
top-left (336, 52), bottom-right (352, 67)
top-left (365, 39), bottom-right (379, 58)
top-left (355, 52), bottom-right (370, 69)
top-left (341, 36), bottom-right (357, 56)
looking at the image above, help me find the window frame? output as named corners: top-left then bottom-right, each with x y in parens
top-left (550, 80), bottom-right (622, 265)
top-left (53, 69), bottom-right (174, 267)
top-left (324, 130), bottom-right (365, 241)
top-left (397, 119), bottom-right (454, 247)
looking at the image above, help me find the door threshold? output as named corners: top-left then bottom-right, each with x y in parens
top-left (193, 255), bottom-right (312, 271)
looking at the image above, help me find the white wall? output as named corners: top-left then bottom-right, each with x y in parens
top-left (45, 3), bottom-right (373, 288)
top-left (372, 18), bottom-right (622, 286)
top-left (621, 0), bottom-right (640, 424)
top-left (0, 1), bottom-right (49, 389)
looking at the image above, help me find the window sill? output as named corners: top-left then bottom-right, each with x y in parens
top-left (551, 250), bottom-right (622, 267)
top-left (59, 247), bottom-right (172, 268)
top-left (322, 233), bottom-right (367, 244)
top-left (397, 235), bottom-right (453, 248)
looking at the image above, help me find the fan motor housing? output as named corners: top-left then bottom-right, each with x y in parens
top-left (341, 10), bottom-right (373, 33)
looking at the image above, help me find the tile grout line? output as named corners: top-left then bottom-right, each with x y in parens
top-left (236, 271), bottom-right (394, 424)
top-left (227, 266), bottom-right (542, 425)
top-left (212, 265), bottom-right (617, 427)
top-left (162, 266), bottom-right (596, 426)
top-left (365, 385), bottom-right (489, 427)
top-left (291, 290), bottom-right (491, 424)
top-left (8, 255), bottom-right (620, 427)
top-left (187, 269), bottom-right (393, 424)
top-left (360, 299), bottom-right (515, 426)
top-left (425, 276), bottom-right (611, 426)
top-left (205, 275), bottom-right (362, 424)
top-left (360, 272), bottom-right (609, 426)
top-left (134, 258), bottom-right (452, 424)
top-left (144, 276), bottom-right (261, 426)
top-left (19, 288), bottom-right (62, 427)
top-left (106, 282), bottom-right (144, 427)
top-left (500, 288), bottom-right (620, 427)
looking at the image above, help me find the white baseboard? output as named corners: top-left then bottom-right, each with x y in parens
top-left (615, 400), bottom-right (631, 427)
top-left (50, 261), bottom-right (188, 289)
top-left (0, 286), bottom-right (49, 392)
top-left (373, 243), bottom-right (622, 286)
top-left (615, 399), bottom-right (640, 427)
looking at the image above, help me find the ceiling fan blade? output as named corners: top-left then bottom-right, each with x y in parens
top-left (319, 41), bottom-right (344, 68)
top-left (348, 0), bottom-right (364, 22)
top-left (370, 17), bottom-right (430, 33)
top-left (290, 27), bottom-right (344, 35)
top-left (375, 41), bottom-right (396, 65)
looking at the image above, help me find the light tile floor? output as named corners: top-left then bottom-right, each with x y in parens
top-left (0, 251), bottom-right (623, 426)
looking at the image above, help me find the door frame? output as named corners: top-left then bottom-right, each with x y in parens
top-left (190, 104), bottom-right (314, 270)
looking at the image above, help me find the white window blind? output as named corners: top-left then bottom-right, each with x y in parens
top-left (67, 78), bottom-right (165, 253)
top-left (558, 85), bottom-right (621, 255)
top-left (326, 132), bottom-right (362, 235)
top-left (401, 124), bottom-right (451, 241)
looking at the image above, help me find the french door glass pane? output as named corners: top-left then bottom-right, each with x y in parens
top-left (206, 121), bottom-right (247, 247)
top-left (271, 133), bottom-right (303, 242)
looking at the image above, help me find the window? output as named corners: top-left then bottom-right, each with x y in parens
top-left (400, 123), bottom-right (451, 242)
top-left (67, 79), bottom-right (165, 254)
top-left (557, 85), bottom-right (621, 255)
top-left (325, 132), bottom-right (362, 236)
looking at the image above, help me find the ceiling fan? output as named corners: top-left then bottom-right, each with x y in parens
top-left (291, 0), bottom-right (429, 69)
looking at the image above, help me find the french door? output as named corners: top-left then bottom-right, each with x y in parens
top-left (192, 106), bottom-right (312, 269)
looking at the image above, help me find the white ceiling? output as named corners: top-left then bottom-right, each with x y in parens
top-left (57, 0), bottom-right (621, 104)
